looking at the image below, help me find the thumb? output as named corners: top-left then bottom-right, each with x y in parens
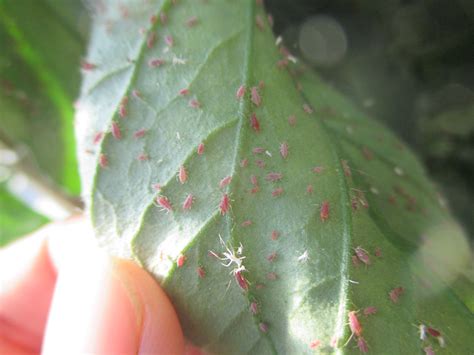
top-left (42, 253), bottom-right (184, 355)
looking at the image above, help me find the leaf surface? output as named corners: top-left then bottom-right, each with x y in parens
top-left (77, 1), bottom-right (474, 353)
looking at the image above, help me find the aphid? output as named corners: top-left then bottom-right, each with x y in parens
top-left (250, 175), bottom-right (258, 186)
top-left (298, 250), bottom-right (309, 262)
top-left (197, 143), bottom-right (205, 155)
top-left (389, 286), bottom-right (404, 303)
top-left (272, 187), bottom-right (284, 197)
top-left (177, 254), bottom-right (186, 268)
top-left (165, 35), bottom-right (174, 47)
top-left (241, 220), bottom-right (252, 227)
top-left (156, 196), bottom-right (173, 212)
top-left (186, 16), bottom-right (198, 27)
top-left (309, 340), bottom-right (321, 349)
top-left (277, 58), bottom-right (289, 69)
top-left (252, 147), bottom-right (265, 154)
top-left (313, 166), bottom-right (324, 174)
top-left (348, 311), bottom-right (362, 337)
top-left (258, 80), bottom-right (265, 89)
top-left (303, 103), bottom-right (313, 114)
top-left (189, 98), bottom-right (201, 108)
top-left (363, 307), bottom-right (377, 316)
top-left (424, 346), bottom-right (435, 355)
top-left (149, 14), bottom-right (157, 25)
top-left (219, 193), bottom-right (230, 215)
top-left (354, 246), bottom-right (371, 265)
top-left (419, 324), bottom-right (428, 341)
top-left (99, 153), bottom-right (108, 168)
top-left (427, 327), bottom-right (441, 338)
top-left (320, 201), bottom-right (330, 222)
top-left (134, 129), bottom-right (146, 138)
top-left (160, 12), bottom-right (168, 24)
top-left (341, 159), bottom-right (352, 177)
top-left (178, 165), bottom-right (187, 184)
top-left (81, 60), bottom-right (96, 71)
top-left (288, 114), bottom-right (297, 126)
top-left (240, 158), bottom-right (248, 167)
top-left (271, 230), bottom-right (279, 240)
top-left (357, 337), bottom-right (368, 353)
top-left (93, 132), bottom-right (103, 144)
top-left (147, 32), bottom-right (156, 49)
top-left (255, 283), bottom-right (265, 290)
top-left (259, 322), bottom-right (268, 333)
top-left (219, 176), bottom-right (232, 188)
top-left (306, 184), bottom-right (314, 194)
top-left (111, 121), bottom-right (122, 139)
top-left (352, 255), bottom-right (360, 267)
top-left (256, 159), bottom-right (266, 169)
top-left (132, 89), bottom-right (141, 98)
top-left (251, 86), bottom-right (261, 106)
top-left (236, 85), bottom-right (246, 99)
top-left (118, 96), bottom-right (128, 118)
top-left (152, 183), bottom-right (162, 191)
top-left (362, 146), bottom-right (374, 160)
top-left (250, 301), bottom-right (259, 315)
top-left (182, 194), bottom-right (194, 211)
top-left (374, 247), bottom-right (382, 257)
top-left (179, 88), bottom-right (189, 96)
top-left (255, 15), bottom-right (265, 31)
top-left (280, 142), bottom-right (288, 159)
top-left (265, 172), bottom-right (283, 182)
top-left (250, 113), bottom-right (260, 132)
top-left (148, 58), bottom-right (165, 68)
top-left (266, 272), bottom-right (277, 280)
top-left (197, 266), bottom-right (206, 278)
top-left (235, 270), bottom-right (249, 291)
top-left (267, 252), bottom-right (277, 262)
top-left (137, 153), bottom-right (149, 161)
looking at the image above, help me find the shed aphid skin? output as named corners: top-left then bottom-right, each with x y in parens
top-left (418, 324), bottom-right (428, 341)
top-left (320, 201), bottom-right (330, 222)
top-left (236, 84), bottom-right (246, 99)
top-left (219, 176), bottom-right (232, 188)
top-left (111, 121), bottom-right (122, 139)
top-left (99, 153), bottom-right (108, 168)
top-left (156, 195), bottom-right (173, 212)
top-left (265, 172), bottom-right (283, 182)
top-left (354, 246), bottom-right (371, 265)
top-left (182, 194), bottom-right (194, 211)
top-left (219, 193), bottom-right (230, 215)
top-left (298, 250), bottom-right (309, 262)
top-left (250, 113), bottom-right (261, 132)
top-left (280, 142), bottom-right (289, 159)
top-left (394, 166), bottom-right (404, 176)
top-left (197, 143), bottom-right (205, 155)
top-left (178, 165), bottom-right (187, 184)
top-left (251, 86), bottom-right (261, 106)
top-left (389, 286), bottom-right (404, 303)
top-left (177, 254), bottom-right (186, 268)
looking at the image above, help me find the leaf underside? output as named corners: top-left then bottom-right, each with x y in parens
top-left (76, 1), bottom-right (474, 354)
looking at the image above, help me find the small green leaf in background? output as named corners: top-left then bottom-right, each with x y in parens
top-left (77, 0), bottom-right (473, 354)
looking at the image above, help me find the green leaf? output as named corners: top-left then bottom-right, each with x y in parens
top-left (0, 0), bottom-right (87, 194)
top-left (77, 1), bottom-right (474, 353)
top-left (0, 184), bottom-right (48, 247)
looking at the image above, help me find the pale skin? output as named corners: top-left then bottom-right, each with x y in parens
top-left (0, 216), bottom-right (202, 355)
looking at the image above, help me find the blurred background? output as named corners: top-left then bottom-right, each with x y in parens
top-left (1, 0), bottom-right (473, 246)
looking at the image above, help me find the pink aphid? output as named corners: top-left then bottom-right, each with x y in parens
top-left (219, 176), bottom-right (232, 188)
top-left (156, 196), bottom-right (173, 212)
top-left (219, 193), bottom-right (230, 215)
top-left (280, 142), bottom-right (289, 159)
top-left (236, 85), bottom-right (246, 99)
top-left (252, 147), bottom-right (265, 155)
top-left (250, 113), bottom-right (260, 132)
top-left (256, 160), bottom-right (266, 169)
top-left (137, 153), bottom-right (149, 161)
top-left (348, 311), bottom-right (362, 337)
top-left (259, 322), bottom-right (268, 333)
top-left (186, 16), bottom-right (198, 27)
top-left (179, 88), bottom-right (189, 96)
top-left (93, 132), bottom-right (104, 144)
top-left (266, 172), bottom-right (283, 182)
top-left (271, 230), bottom-right (279, 240)
top-left (147, 32), bottom-right (156, 49)
top-left (189, 98), bottom-right (201, 108)
top-left (306, 184), bottom-right (314, 194)
top-left (267, 252), bottom-right (277, 262)
top-left (197, 143), bottom-right (205, 155)
top-left (251, 86), bottom-right (261, 106)
top-left (235, 270), bottom-right (249, 291)
top-left (240, 158), bottom-right (248, 168)
top-left (182, 194), bottom-right (194, 211)
top-left (320, 201), bottom-right (330, 222)
top-left (363, 307), bottom-right (377, 316)
top-left (288, 114), bottom-right (297, 126)
top-left (111, 121), bottom-right (122, 139)
top-left (81, 60), bottom-right (96, 71)
top-left (241, 220), bottom-right (252, 227)
top-left (277, 59), bottom-right (289, 69)
top-left (354, 246), bottom-right (371, 265)
top-left (118, 96), bottom-right (128, 118)
top-left (250, 175), bottom-right (258, 186)
top-left (99, 153), bottom-right (108, 168)
top-left (177, 254), bottom-right (186, 268)
top-left (310, 340), bottom-right (321, 350)
top-left (303, 103), bottom-right (313, 114)
top-left (148, 58), bottom-right (165, 68)
top-left (152, 183), bottom-right (162, 191)
top-left (389, 286), bottom-right (404, 303)
top-left (134, 129), bottom-right (146, 138)
top-left (250, 302), bottom-right (259, 315)
top-left (132, 89), bottom-right (141, 98)
top-left (178, 165), bottom-right (187, 184)
top-left (272, 187), bottom-right (284, 197)
top-left (165, 35), bottom-right (174, 47)
top-left (313, 166), bottom-right (324, 174)
top-left (357, 337), bottom-right (369, 353)
top-left (197, 266), bottom-right (206, 278)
